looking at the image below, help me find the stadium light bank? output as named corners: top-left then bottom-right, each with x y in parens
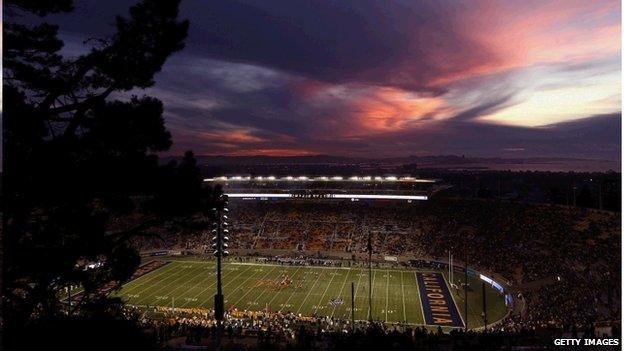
top-left (204, 176), bottom-right (434, 201)
top-left (203, 175), bottom-right (437, 183)
top-left (221, 193), bottom-right (428, 200)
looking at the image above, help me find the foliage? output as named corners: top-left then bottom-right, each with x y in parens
top-left (3, 2), bottom-right (216, 345)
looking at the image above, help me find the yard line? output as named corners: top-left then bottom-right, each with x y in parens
top-left (250, 267), bottom-right (291, 306)
top-left (443, 272), bottom-right (467, 328)
top-left (122, 262), bottom-right (192, 299)
top-left (401, 271), bottom-right (406, 323)
top-left (267, 266), bottom-right (302, 307)
top-left (296, 267), bottom-right (324, 314)
top-left (133, 264), bottom-right (208, 306)
top-left (366, 270), bottom-right (377, 321)
top-left (122, 262), bottom-right (186, 295)
top-left (385, 270), bottom-right (390, 322)
top-left (414, 272), bottom-right (426, 323)
top-left (165, 264), bottom-right (227, 306)
top-left (180, 264), bottom-right (252, 308)
top-left (133, 263), bottom-right (206, 305)
top-left (330, 266), bottom-right (351, 318)
top-left (351, 267), bottom-right (365, 316)
top-left (313, 267), bottom-right (340, 315)
top-left (280, 267), bottom-right (307, 312)
top-left (196, 264), bottom-right (249, 308)
top-left (231, 265), bottom-right (278, 307)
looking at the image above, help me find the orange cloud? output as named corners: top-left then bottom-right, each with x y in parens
top-left (432, 0), bottom-right (621, 86)
top-left (214, 148), bottom-right (317, 157)
top-left (199, 130), bottom-right (267, 144)
top-left (351, 88), bottom-right (450, 134)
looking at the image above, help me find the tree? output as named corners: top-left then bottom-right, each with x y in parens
top-left (3, 1), bottom-right (216, 348)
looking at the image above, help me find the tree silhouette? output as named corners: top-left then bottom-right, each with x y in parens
top-left (4, 1), bottom-right (216, 349)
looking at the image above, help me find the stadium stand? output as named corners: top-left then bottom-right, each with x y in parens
top-left (128, 197), bottom-right (620, 339)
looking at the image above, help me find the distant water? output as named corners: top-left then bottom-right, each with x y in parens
top-left (421, 160), bottom-right (620, 173)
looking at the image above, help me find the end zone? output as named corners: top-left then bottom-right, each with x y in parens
top-left (416, 272), bottom-right (465, 328)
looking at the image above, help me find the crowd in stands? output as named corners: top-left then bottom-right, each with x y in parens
top-left (124, 304), bottom-right (617, 350)
top-left (127, 198), bottom-right (620, 345)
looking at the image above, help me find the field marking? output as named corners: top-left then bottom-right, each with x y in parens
top-left (180, 264), bottom-right (252, 308)
top-left (165, 264), bottom-right (227, 307)
top-left (281, 267), bottom-right (308, 312)
top-left (350, 267), bottom-right (365, 319)
top-left (267, 266), bottom-right (302, 307)
top-left (133, 262), bottom-right (207, 305)
top-left (121, 262), bottom-right (176, 292)
top-left (414, 272), bottom-right (427, 324)
top-left (442, 273), bottom-right (466, 329)
top-left (232, 267), bottom-right (275, 310)
top-left (228, 264), bottom-right (276, 308)
top-left (401, 271), bottom-right (406, 323)
top-left (330, 267), bottom-right (351, 318)
top-left (132, 263), bottom-right (208, 306)
top-left (121, 262), bottom-right (185, 295)
top-left (250, 266), bottom-right (289, 307)
top-left (385, 270), bottom-right (390, 322)
top-left (225, 265), bottom-right (271, 308)
top-left (122, 262), bottom-right (192, 300)
top-left (182, 268), bottom-right (223, 307)
top-left (218, 264), bottom-right (257, 306)
top-left (367, 270), bottom-right (377, 321)
top-left (231, 265), bottom-right (278, 308)
top-left (448, 272), bottom-right (486, 328)
top-left (313, 267), bottom-right (339, 314)
top-left (117, 260), bottom-right (506, 327)
top-left (296, 267), bottom-right (324, 314)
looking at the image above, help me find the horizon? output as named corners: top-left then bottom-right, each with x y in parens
top-left (171, 153), bottom-right (621, 173)
top-left (179, 153), bottom-right (617, 161)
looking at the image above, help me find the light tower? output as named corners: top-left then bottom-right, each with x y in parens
top-left (367, 230), bottom-right (372, 322)
top-left (211, 194), bottom-right (229, 346)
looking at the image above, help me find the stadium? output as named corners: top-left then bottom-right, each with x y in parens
top-left (5, 0), bottom-right (621, 349)
top-left (111, 176), bottom-right (510, 331)
top-left (51, 172), bottom-right (618, 348)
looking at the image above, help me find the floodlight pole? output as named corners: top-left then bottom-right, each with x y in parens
top-left (351, 282), bottom-right (355, 332)
top-left (367, 231), bottom-right (372, 322)
top-left (464, 255), bottom-right (468, 332)
top-left (212, 195), bottom-right (229, 350)
top-left (482, 281), bottom-right (487, 331)
top-left (67, 284), bottom-right (71, 316)
top-left (215, 208), bottom-right (223, 316)
top-left (214, 207), bottom-right (224, 350)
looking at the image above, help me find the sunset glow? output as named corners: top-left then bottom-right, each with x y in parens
top-left (55, 0), bottom-right (621, 159)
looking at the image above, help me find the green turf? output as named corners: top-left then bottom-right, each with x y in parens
top-left (113, 259), bottom-right (508, 328)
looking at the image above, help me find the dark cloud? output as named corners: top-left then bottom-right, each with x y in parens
top-left (39, 0), bottom-right (620, 162)
top-left (180, 0), bottom-right (498, 92)
top-left (51, 0), bottom-right (498, 92)
top-left (449, 93), bottom-right (518, 122)
top-left (144, 54), bottom-right (619, 161)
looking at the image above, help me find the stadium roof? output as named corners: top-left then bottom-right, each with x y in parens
top-left (225, 193), bottom-right (428, 200)
top-left (204, 175), bottom-right (436, 183)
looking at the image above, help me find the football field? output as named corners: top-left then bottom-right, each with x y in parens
top-left (114, 259), bottom-right (507, 328)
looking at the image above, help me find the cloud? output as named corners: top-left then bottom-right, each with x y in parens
top-left (179, 0), bottom-right (502, 93)
top-left (45, 0), bottom-right (620, 161)
top-left (125, 51), bottom-right (619, 160)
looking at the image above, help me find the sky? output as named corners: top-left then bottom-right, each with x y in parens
top-left (50, 0), bottom-right (621, 160)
